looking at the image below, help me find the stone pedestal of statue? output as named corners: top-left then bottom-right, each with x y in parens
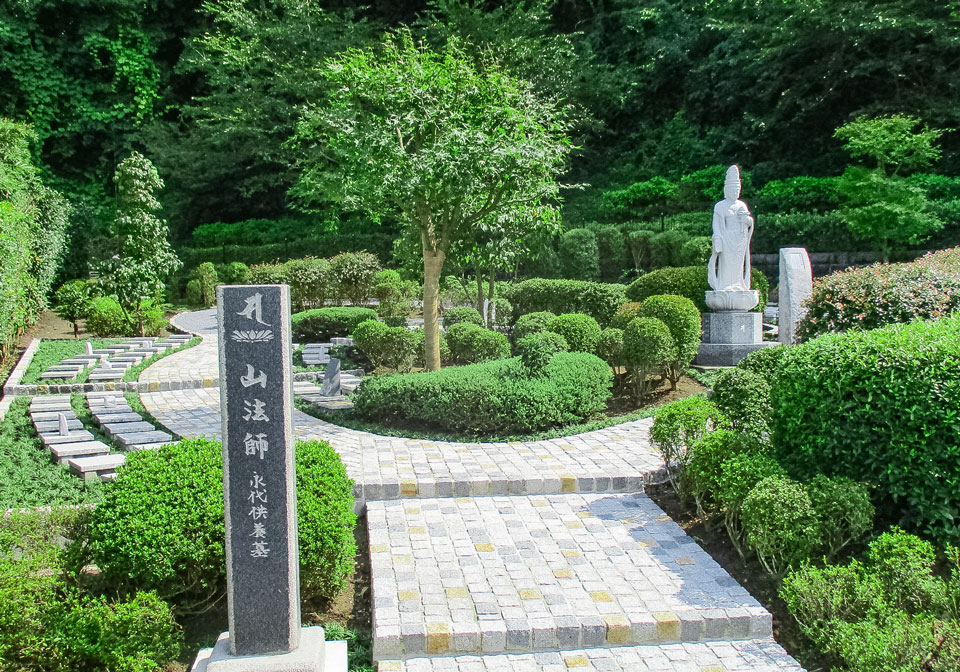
top-left (697, 311), bottom-right (778, 366)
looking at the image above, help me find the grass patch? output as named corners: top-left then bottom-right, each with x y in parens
top-left (0, 398), bottom-right (102, 509)
top-left (124, 392), bottom-right (180, 440)
top-left (322, 624), bottom-right (373, 672)
top-left (19, 339), bottom-right (124, 385)
top-left (122, 336), bottom-right (201, 381)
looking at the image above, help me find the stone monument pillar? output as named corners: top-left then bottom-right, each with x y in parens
top-left (695, 166), bottom-right (779, 366)
top-left (778, 247), bottom-right (813, 345)
top-left (191, 284), bottom-right (346, 672)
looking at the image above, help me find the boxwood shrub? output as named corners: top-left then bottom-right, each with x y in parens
top-left (770, 315), bottom-right (960, 544)
top-left (516, 331), bottom-right (568, 375)
top-left (510, 278), bottom-right (627, 326)
top-left (637, 295), bottom-right (701, 388)
top-left (443, 306), bottom-right (484, 327)
top-left (291, 306), bottom-right (378, 341)
top-left (446, 323), bottom-right (511, 364)
top-left (512, 311), bottom-right (556, 343)
top-left (626, 265), bottom-right (768, 313)
top-left (546, 313), bottom-right (601, 353)
top-left (352, 353), bottom-right (613, 434)
top-left (88, 437), bottom-right (356, 612)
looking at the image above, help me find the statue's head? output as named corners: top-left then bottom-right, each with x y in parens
top-left (723, 165), bottom-right (741, 201)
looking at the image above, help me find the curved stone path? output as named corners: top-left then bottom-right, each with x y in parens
top-left (137, 309), bottom-right (803, 671)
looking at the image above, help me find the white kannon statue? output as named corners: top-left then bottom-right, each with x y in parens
top-left (705, 165), bottom-right (759, 311)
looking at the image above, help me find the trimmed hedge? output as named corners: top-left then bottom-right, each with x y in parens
top-left (446, 323), bottom-right (511, 364)
top-left (637, 295), bottom-right (701, 387)
top-left (797, 247), bottom-right (960, 340)
top-left (546, 313), bottom-right (601, 353)
top-left (443, 306), bottom-right (484, 327)
top-left (626, 265), bottom-right (769, 313)
top-left (510, 278), bottom-right (627, 326)
top-left (291, 307), bottom-right (378, 341)
top-left (352, 353), bottom-right (613, 434)
top-left (771, 315), bottom-right (960, 544)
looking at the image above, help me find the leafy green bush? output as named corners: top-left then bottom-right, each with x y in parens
top-left (510, 279), bottom-right (627, 326)
top-left (412, 328), bottom-right (450, 368)
top-left (88, 437), bottom-right (356, 613)
top-left (491, 297), bottom-right (514, 331)
top-left (516, 331), bottom-right (568, 375)
top-left (291, 307), bottom-right (379, 341)
top-left (710, 368), bottom-right (771, 440)
top-left (807, 475), bottom-right (874, 560)
top-left (222, 261), bottom-right (250, 284)
top-left (650, 396), bottom-right (724, 495)
top-left (195, 262), bottom-right (218, 307)
top-left (247, 262), bottom-right (287, 285)
top-left (353, 319), bottom-right (389, 368)
top-left (626, 265), bottom-right (768, 313)
top-left (446, 323), bottom-right (511, 364)
top-left (596, 327), bottom-right (625, 369)
top-left (546, 313), bottom-right (601, 353)
top-left (512, 311), bottom-right (556, 343)
top-left (373, 269), bottom-right (417, 324)
top-left (742, 475), bottom-right (821, 578)
top-left (637, 295), bottom-right (701, 388)
top-left (85, 296), bottom-right (129, 337)
top-left (443, 306), bottom-right (484, 327)
top-left (797, 247), bottom-right (960, 340)
top-left (754, 175), bottom-right (841, 213)
top-left (771, 315), bottom-right (960, 544)
top-left (623, 317), bottom-right (674, 400)
top-left (718, 451), bottom-right (787, 556)
top-left (0, 509), bottom-right (182, 672)
top-left (591, 224), bottom-right (628, 282)
top-left (284, 257), bottom-right (331, 311)
top-left (54, 280), bottom-right (91, 338)
top-left (610, 301), bottom-right (643, 330)
top-left (686, 429), bottom-right (760, 517)
top-left (649, 230), bottom-right (689, 268)
top-left (627, 229), bottom-right (655, 271)
top-left (328, 251), bottom-right (381, 306)
top-left (737, 344), bottom-right (791, 381)
top-left (185, 279), bottom-right (202, 307)
top-left (865, 526), bottom-right (944, 615)
top-left (680, 235), bottom-right (712, 265)
top-left (353, 353), bottom-right (612, 435)
top-left (559, 228), bottom-right (600, 280)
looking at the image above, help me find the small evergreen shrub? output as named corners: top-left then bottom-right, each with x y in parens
top-left (807, 475), bottom-right (874, 560)
top-left (649, 396), bottom-right (724, 495)
top-left (373, 269), bottom-right (417, 324)
top-left (741, 476), bottom-right (821, 578)
top-left (610, 301), bottom-right (644, 330)
top-left (596, 327), bottom-right (625, 369)
top-left (626, 265), bottom-right (768, 313)
top-left (718, 452), bottom-right (787, 557)
top-left (491, 297), bottom-right (514, 331)
top-left (85, 296), bottom-right (130, 337)
top-left (222, 261), bottom-right (250, 284)
top-left (185, 279), bottom-right (202, 307)
top-left (623, 317), bottom-right (675, 400)
top-left (284, 257), bottom-right (330, 311)
top-left (737, 345), bottom-right (790, 382)
top-left (710, 368), bottom-right (771, 440)
top-left (446, 323), bottom-right (511, 364)
top-left (865, 526), bottom-right (944, 615)
top-left (512, 311), bottom-right (556, 343)
top-left (247, 262), bottom-right (287, 285)
top-left (443, 306), bottom-right (484, 327)
top-left (680, 235), bottom-right (712, 265)
top-left (686, 429), bottom-right (760, 516)
top-left (650, 230), bottom-right (690, 268)
top-left (53, 280), bottom-right (90, 338)
top-left (195, 262), bottom-right (218, 307)
top-left (510, 279), bottom-right (627, 326)
top-left (353, 353), bottom-right (612, 434)
top-left (353, 319), bottom-right (390, 368)
top-left (637, 294), bottom-right (701, 387)
top-left (291, 307), bottom-right (378, 341)
top-left (516, 331), bottom-right (569, 375)
top-left (546, 313), bottom-right (601, 353)
top-left (328, 251), bottom-right (381, 306)
top-left (559, 228), bottom-right (600, 280)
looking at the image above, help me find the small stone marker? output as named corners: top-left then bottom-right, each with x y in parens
top-left (200, 284), bottom-right (343, 672)
top-left (85, 341), bottom-right (93, 356)
top-left (58, 412), bottom-right (69, 437)
top-left (319, 358), bottom-right (341, 397)
top-left (778, 247), bottom-right (813, 345)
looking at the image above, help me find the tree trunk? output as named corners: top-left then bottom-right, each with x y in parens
top-left (73, 321), bottom-right (79, 338)
top-left (422, 246), bottom-right (446, 371)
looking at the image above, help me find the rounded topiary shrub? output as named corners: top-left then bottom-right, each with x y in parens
top-left (596, 327), bottom-right (625, 369)
top-left (85, 296), bottom-right (130, 337)
top-left (770, 315), bottom-right (960, 544)
top-left (623, 317), bottom-right (675, 400)
top-left (741, 475), bottom-right (821, 578)
top-left (637, 294), bottom-right (701, 387)
top-left (446, 323), bottom-right (511, 364)
top-left (710, 367), bottom-right (771, 440)
top-left (610, 302), bottom-right (643, 330)
top-left (546, 313), bottom-right (601, 353)
top-left (88, 437), bottom-right (356, 613)
top-left (443, 306), bottom-right (484, 328)
top-left (516, 331), bottom-right (568, 375)
top-left (291, 306), bottom-right (378, 341)
top-left (509, 279), bottom-right (627, 326)
top-left (649, 396), bottom-right (724, 495)
top-left (806, 475), bottom-right (874, 560)
top-left (185, 279), bottom-right (203, 307)
top-left (686, 429), bottom-right (761, 516)
top-left (737, 344), bottom-right (790, 383)
top-left (717, 451), bottom-right (787, 556)
top-left (512, 311), bottom-right (557, 343)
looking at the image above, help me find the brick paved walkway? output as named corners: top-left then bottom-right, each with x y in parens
top-left (136, 309), bottom-right (803, 671)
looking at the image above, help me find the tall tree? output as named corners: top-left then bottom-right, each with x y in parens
top-left (292, 29), bottom-right (574, 370)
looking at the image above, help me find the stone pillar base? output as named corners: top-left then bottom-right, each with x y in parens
top-left (702, 312), bottom-right (762, 344)
top-left (695, 342), bottom-right (780, 367)
top-left (191, 628), bottom-right (346, 672)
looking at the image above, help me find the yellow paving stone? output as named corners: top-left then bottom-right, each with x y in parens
top-left (560, 443), bottom-right (575, 451)
top-left (518, 449), bottom-right (533, 455)
top-left (378, 662), bottom-right (402, 671)
top-left (639, 539), bottom-right (659, 548)
top-left (508, 441), bottom-right (522, 445)
top-left (561, 475), bottom-right (577, 492)
top-left (619, 517), bottom-right (637, 524)
top-left (481, 464), bottom-right (497, 469)
top-left (531, 499), bottom-right (549, 507)
top-left (553, 569), bottom-right (574, 579)
top-left (455, 497), bottom-right (471, 503)
top-left (576, 511), bottom-right (594, 518)
top-left (564, 655), bottom-right (589, 668)
top-left (400, 481), bottom-right (418, 497)
top-left (657, 514), bottom-right (671, 522)
top-left (426, 623), bottom-right (450, 654)
top-left (445, 587), bottom-right (469, 599)
top-left (202, 378), bottom-right (215, 387)
top-left (397, 590), bottom-right (420, 601)
top-left (590, 591), bottom-right (613, 602)
top-left (148, 382), bottom-right (159, 392)
top-left (561, 549), bottom-right (582, 558)
top-left (701, 667), bottom-right (727, 672)
top-left (605, 615), bottom-right (631, 644)
top-left (370, 545), bottom-right (389, 553)
top-left (676, 556), bottom-right (695, 565)
top-left (475, 543), bottom-right (495, 552)
top-left (518, 589), bottom-right (542, 600)
top-left (565, 521), bottom-right (584, 529)
top-left (404, 507), bottom-right (421, 514)
top-left (393, 555), bottom-right (413, 565)
top-left (396, 455), bottom-right (410, 461)
top-left (408, 526), bottom-right (427, 535)
top-left (654, 611), bottom-right (681, 641)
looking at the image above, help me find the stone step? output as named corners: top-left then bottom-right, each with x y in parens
top-left (93, 412), bottom-right (141, 424)
top-left (33, 418), bottom-right (83, 433)
top-left (31, 395), bottom-right (72, 407)
top-left (114, 430), bottom-right (173, 447)
top-left (67, 454), bottom-right (126, 481)
top-left (40, 430), bottom-right (94, 444)
top-left (88, 371), bottom-right (125, 381)
top-left (60, 358), bottom-right (98, 366)
top-left (30, 410), bottom-right (78, 422)
top-left (367, 493), bottom-right (770, 661)
top-left (109, 355), bottom-right (145, 363)
top-left (49, 441), bottom-right (111, 463)
top-left (102, 421), bottom-right (156, 436)
top-left (377, 639), bottom-right (803, 671)
top-left (40, 370), bottom-right (81, 380)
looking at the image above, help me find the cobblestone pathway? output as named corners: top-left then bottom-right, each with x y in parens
top-left (139, 310), bottom-right (803, 671)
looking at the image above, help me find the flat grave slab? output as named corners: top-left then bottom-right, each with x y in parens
top-left (88, 371), bottom-right (126, 381)
top-left (30, 398), bottom-right (73, 409)
top-left (49, 441), bottom-right (111, 462)
top-left (31, 410), bottom-right (77, 422)
top-left (60, 358), bottom-right (97, 366)
top-left (68, 454), bottom-right (126, 480)
top-left (114, 430), bottom-right (173, 447)
top-left (367, 493), bottom-right (770, 660)
top-left (33, 418), bottom-right (83, 432)
top-left (102, 421), bottom-right (156, 436)
top-left (40, 371), bottom-right (81, 380)
top-left (39, 430), bottom-right (95, 444)
top-left (93, 412), bottom-right (141, 424)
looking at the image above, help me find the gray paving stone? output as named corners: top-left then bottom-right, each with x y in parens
top-left (88, 371), bottom-right (125, 381)
top-left (33, 418), bottom-right (83, 432)
top-left (39, 430), bottom-right (94, 444)
top-left (30, 410), bottom-right (78, 422)
top-left (49, 441), bottom-right (110, 462)
top-left (102, 421), bottom-right (156, 436)
top-left (93, 412), bottom-right (141, 424)
top-left (68, 454), bottom-right (126, 480)
top-left (114, 430), bottom-right (173, 447)
top-left (128, 441), bottom-right (176, 451)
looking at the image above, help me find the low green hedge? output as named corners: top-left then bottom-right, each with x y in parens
top-left (509, 278), bottom-right (627, 326)
top-left (626, 265), bottom-right (769, 313)
top-left (291, 307), bottom-right (378, 341)
top-left (352, 353), bottom-right (613, 434)
top-left (771, 315), bottom-right (960, 544)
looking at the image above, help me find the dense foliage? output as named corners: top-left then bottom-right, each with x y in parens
top-left (626, 266), bottom-right (768, 313)
top-left (508, 279), bottom-right (627, 326)
top-left (291, 307), bottom-right (379, 341)
top-left (352, 353), bottom-right (612, 434)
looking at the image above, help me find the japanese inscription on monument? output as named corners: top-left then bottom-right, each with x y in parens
top-left (217, 285), bottom-right (300, 656)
